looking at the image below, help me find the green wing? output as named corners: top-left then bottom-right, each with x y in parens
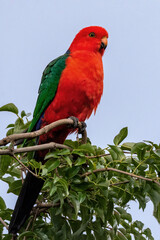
top-left (28, 53), bottom-right (69, 133)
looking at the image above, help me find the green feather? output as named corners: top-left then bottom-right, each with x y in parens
top-left (28, 53), bottom-right (69, 134)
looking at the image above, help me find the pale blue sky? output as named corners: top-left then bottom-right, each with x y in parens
top-left (0, 0), bottom-right (160, 238)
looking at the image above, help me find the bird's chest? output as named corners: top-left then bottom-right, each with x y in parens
top-left (61, 52), bottom-right (104, 111)
top-left (44, 51), bottom-right (104, 122)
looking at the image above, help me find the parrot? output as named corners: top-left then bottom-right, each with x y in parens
top-left (9, 26), bottom-right (108, 235)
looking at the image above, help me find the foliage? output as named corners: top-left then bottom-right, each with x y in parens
top-left (0, 103), bottom-right (159, 239)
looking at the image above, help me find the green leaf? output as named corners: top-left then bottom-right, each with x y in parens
top-left (69, 194), bottom-right (80, 215)
top-left (143, 228), bottom-right (154, 240)
top-left (121, 142), bottom-right (135, 151)
top-left (6, 123), bottom-right (14, 129)
top-left (1, 176), bottom-right (14, 185)
top-left (44, 150), bottom-right (60, 160)
top-left (59, 178), bottom-right (69, 196)
top-left (131, 142), bottom-right (149, 154)
top-left (41, 167), bottom-right (48, 176)
top-left (117, 231), bottom-right (128, 240)
top-left (26, 112), bottom-right (31, 118)
top-left (1, 234), bottom-right (12, 240)
top-left (29, 159), bottom-right (41, 169)
top-left (21, 110), bottom-right (27, 118)
top-left (133, 220), bottom-right (144, 230)
top-left (96, 208), bottom-right (105, 222)
top-left (147, 185), bottom-right (160, 208)
top-left (0, 155), bottom-right (12, 177)
top-left (64, 139), bottom-right (79, 149)
top-left (115, 207), bottom-right (127, 215)
top-left (64, 156), bottom-right (72, 167)
top-left (18, 231), bottom-right (37, 239)
top-left (57, 148), bottom-right (71, 156)
top-left (114, 127), bottom-right (128, 145)
top-left (0, 196), bottom-right (6, 210)
top-left (108, 145), bottom-right (125, 160)
top-left (57, 188), bottom-right (64, 207)
top-left (78, 192), bottom-right (86, 203)
top-left (49, 185), bottom-right (57, 197)
top-left (7, 180), bottom-right (22, 195)
top-left (45, 159), bottom-right (60, 172)
top-left (14, 118), bottom-right (25, 133)
top-left (72, 218), bottom-right (90, 238)
top-left (35, 231), bottom-right (50, 240)
top-left (121, 213), bottom-right (132, 222)
top-left (7, 166), bottom-right (21, 178)
top-left (75, 157), bottom-right (86, 166)
top-left (0, 103), bottom-right (18, 115)
top-left (66, 166), bottom-right (80, 178)
top-left (6, 128), bottom-right (14, 136)
top-left (72, 149), bottom-right (85, 157)
top-left (78, 143), bottom-right (95, 154)
top-left (154, 202), bottom-right (160, 223)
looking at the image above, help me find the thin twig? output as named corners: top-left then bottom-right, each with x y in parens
top-left (30, 202), bottom-right (60, 216)
top-left (25, 217), bottom-right (33, 231)
top-left (31, 208), bottom-right (49, 216)
top-left (109, 180), bottom-right (130, 186)
top-left (0, 216), bottom-right (8, 230)
top-left (87, 153), bottom-right (111, 159)
top-left (81, 167), bottom-right (160, 186)
top-left (12, 154), bottom-right (39, 178)
top-left (35, 202), bottom-right (59, 208)
top-left (0, 118), bottom-right (86, 146)
top-left (23, 217), bottom-right (33, 240)
top-left (21, 169), bottom-right (24, 184)
top-left (31, 208), bottom-right (39, 231)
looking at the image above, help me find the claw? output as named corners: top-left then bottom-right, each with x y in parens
top-left (78, 122), bottom-right (87, 134)
top-left (68, 116), bottom-right (79, 128)
top-left (68, 116), bottom-right (87, 134)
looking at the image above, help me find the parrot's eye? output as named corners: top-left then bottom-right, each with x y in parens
top-left (89, 32), bottom-right (96, 37)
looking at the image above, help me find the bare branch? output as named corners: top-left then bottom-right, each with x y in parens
top-left (35, 202), bottom-right (59, 208)
top-left (81, 167), bottom-right (160, 186)
top-left (0, 142), bottom-right (72, 155)
top-left (0, 118), bottom-right (87, 146)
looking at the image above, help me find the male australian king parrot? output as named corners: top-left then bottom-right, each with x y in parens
top-left (9, 26), bottom-right (108, 235)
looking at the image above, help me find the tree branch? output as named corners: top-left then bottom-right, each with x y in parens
top-left (81, 167), bottom-right (160, 186)
top-left (0, 142), bottom-right (72, 155)
top-left (35, 202), bottom-right (59, 208)
top-left (0, 217), bottom-right (8, 230)
top-left (0, 118), bottom-right (87, 146)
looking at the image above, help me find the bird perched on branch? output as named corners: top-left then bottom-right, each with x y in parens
top-left (9, 26), bottom-right (108, 235)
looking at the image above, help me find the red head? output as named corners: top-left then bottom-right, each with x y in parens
top-left (69, 26), bottom-right (108, 56)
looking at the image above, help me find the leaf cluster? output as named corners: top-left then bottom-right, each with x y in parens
top-left (0, 104), bottom-right (159, 240)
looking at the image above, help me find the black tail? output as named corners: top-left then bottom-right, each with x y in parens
top-left (9, 172), bottom-right (44, 234)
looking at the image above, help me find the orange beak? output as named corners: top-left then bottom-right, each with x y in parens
top-left (100, 36), bottom-right (108, 49)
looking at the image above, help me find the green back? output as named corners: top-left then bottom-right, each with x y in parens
top-left (28, 53), bottom-right (69, 133)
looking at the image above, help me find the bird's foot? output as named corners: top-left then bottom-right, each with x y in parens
top-left (68, 116), bottom-right (79, 128)
top-left (68, 116), bottom-right (87, 134)
top-left (78, 122), bottom-right (87, 134)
